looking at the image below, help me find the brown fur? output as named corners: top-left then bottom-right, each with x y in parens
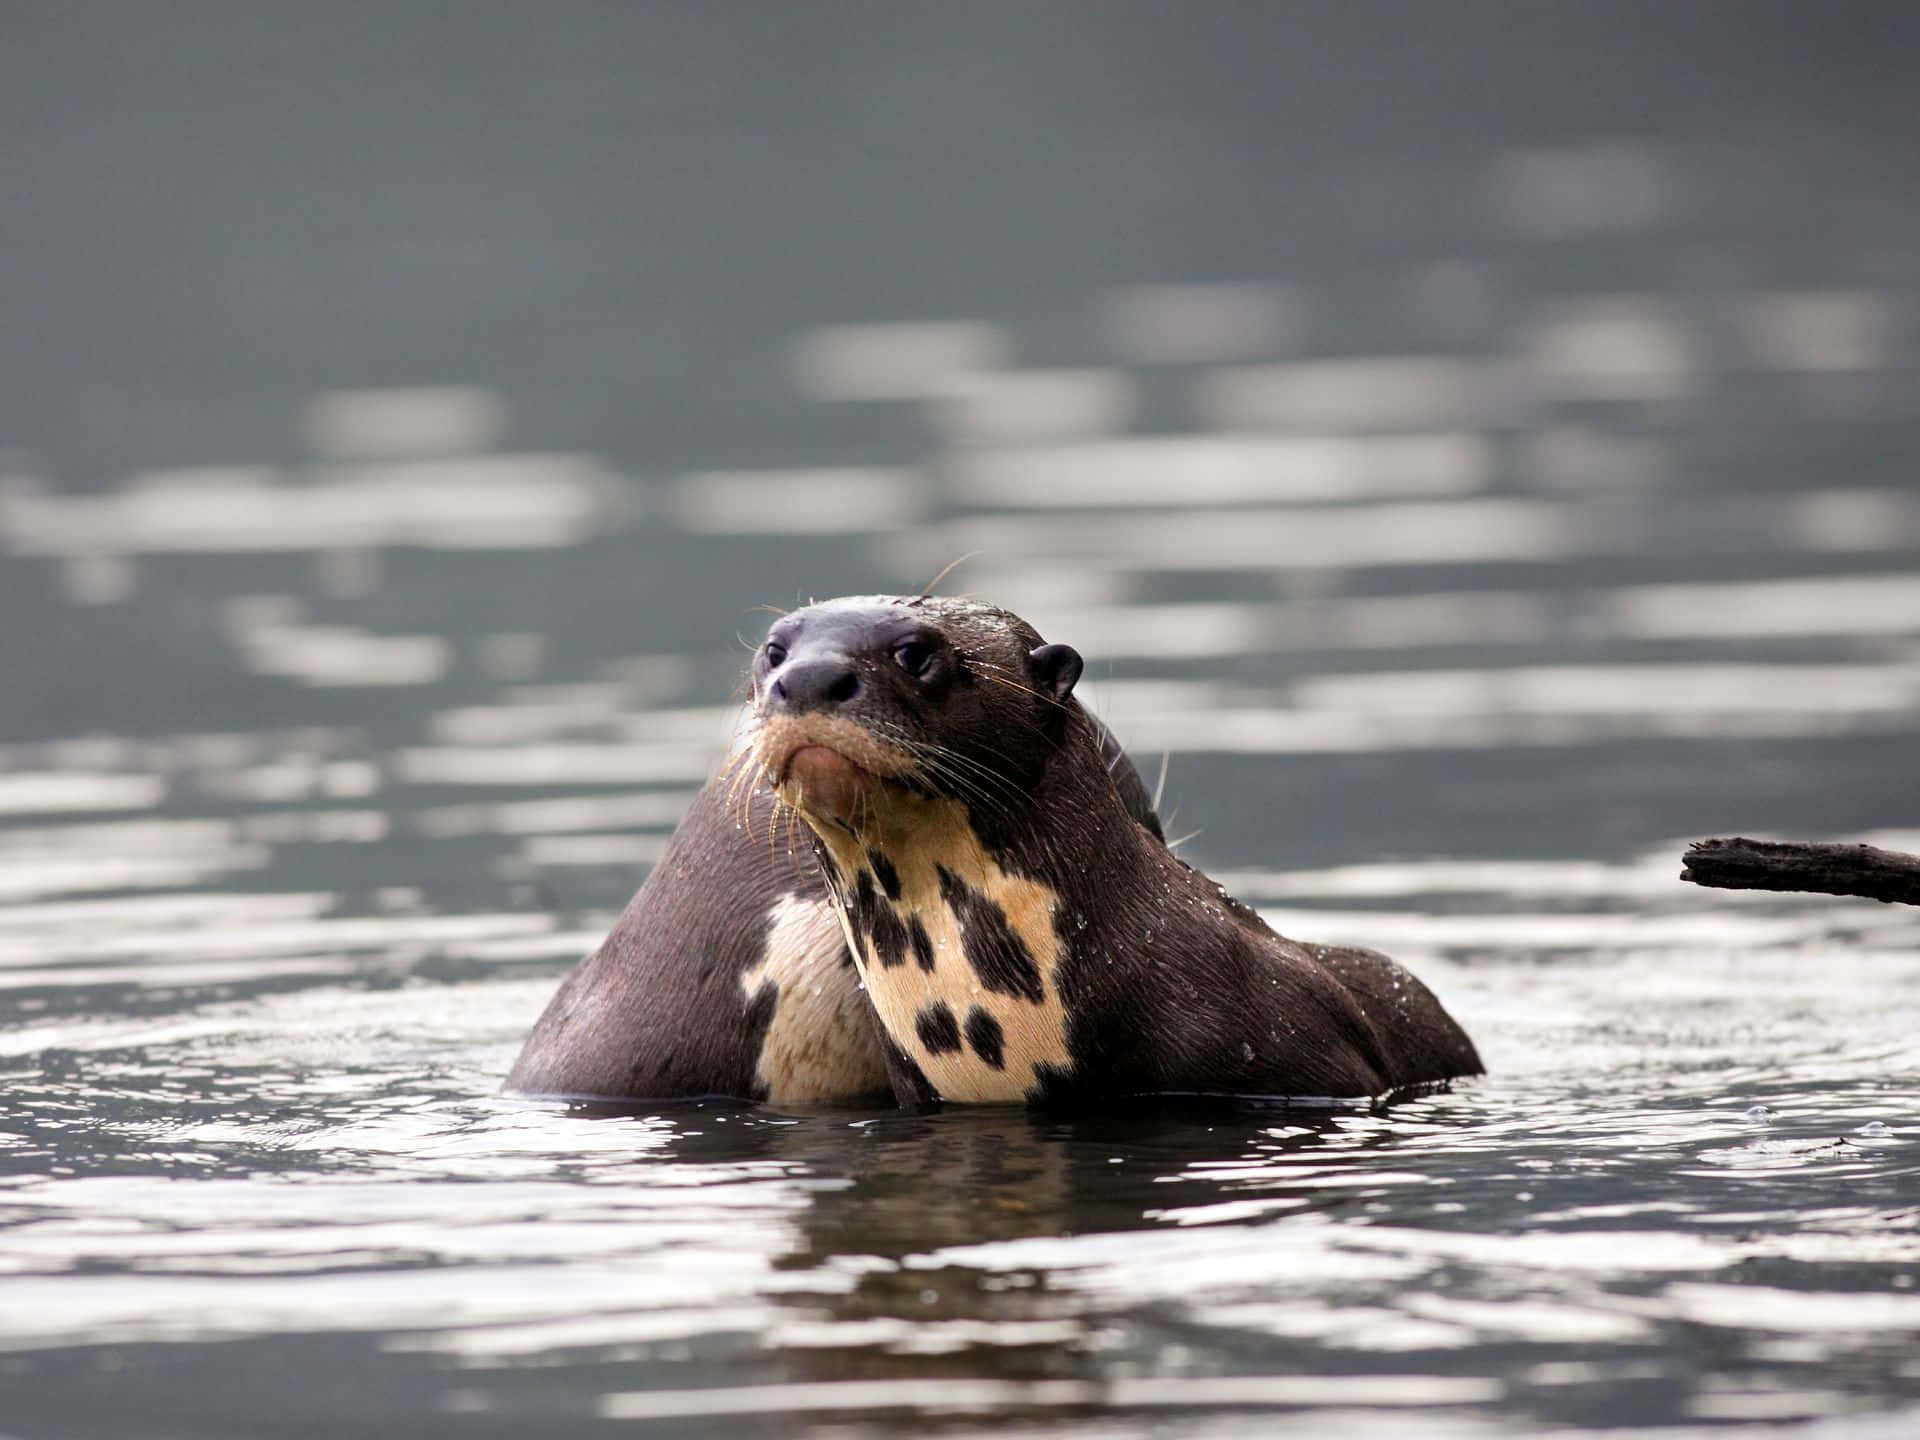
top-left (506, 671), bottom-right (1165, 1106)
top-left (750, 595), bottom-right (1483, 1106)
top-left (505, 757), bottom-right (891, 1105)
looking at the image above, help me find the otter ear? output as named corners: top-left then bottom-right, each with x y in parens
top-left (1027, 643), bottom-right (1083, 702)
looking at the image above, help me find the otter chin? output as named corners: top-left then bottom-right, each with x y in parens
top-left (755, 708), bottom-right (918, 828)
top-left (748, 593), bottom-right (1484, 1110)
top-left (782, 744), bottom-right (875, 824)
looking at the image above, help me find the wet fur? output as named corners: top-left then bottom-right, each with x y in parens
top-left (506, 695), bottom-right (1162, 1105)
top-left (753, 595), bottom-right (1483, 1106)
top-left (505, 764), bottom-right (892, 1104)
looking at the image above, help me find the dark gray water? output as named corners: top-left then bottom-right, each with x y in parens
top-left (4, 5), bottom-right (1920, 1435)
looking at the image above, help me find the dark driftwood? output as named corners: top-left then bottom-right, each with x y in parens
top-left (1681, 837), bottom-right (1920, 907)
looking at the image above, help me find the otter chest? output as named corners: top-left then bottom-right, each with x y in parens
top-left (816, 806), bottom-right (1072, 1103)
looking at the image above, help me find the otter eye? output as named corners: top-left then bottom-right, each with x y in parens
top-left (893, 639), bottom-right (934, 678)
top-left (764, 641), bottom-right (788, 667)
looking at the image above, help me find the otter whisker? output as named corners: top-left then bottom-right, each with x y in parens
top-left (938, 751), bottom-right (1029, 811)
top-left (893, 737), bottom-right (1025, 819)
top-left (921, 750), bottom-right (1023, 814)
top-left (918, 551), bottom-right (981, 600)
top-left (973, 667), bottom-right (1076, 718)
top-left (909, 759), bottom-right (1005, 822)
top-left (724, 753), bottom-right (761, 836)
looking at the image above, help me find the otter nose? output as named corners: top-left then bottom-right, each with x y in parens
top-left (770, 655), bottom-right (861, 711)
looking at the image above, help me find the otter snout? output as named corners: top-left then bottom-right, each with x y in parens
top-left (768, 654), bottom-right (861, 712)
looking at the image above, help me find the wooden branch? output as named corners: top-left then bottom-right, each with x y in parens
top-left (1681, 836), bottom-right (1920, 906)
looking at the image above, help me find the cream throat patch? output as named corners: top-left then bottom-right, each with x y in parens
top-left (738, 892), bottom-right (887, 1103)
top-left (809, 790), bottom-right (1072, 1103)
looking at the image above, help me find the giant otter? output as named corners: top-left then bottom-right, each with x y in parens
top-left (506, 704), bottom-right (1164, 1104)
top-left (748, 594), bottom-right (1482, 1108)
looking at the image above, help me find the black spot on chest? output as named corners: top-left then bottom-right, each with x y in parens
top-left (852, 867), bottom-right (910, 968)
top-left (867, 850), bottom-right (901, 900)
top-left (964, 1007), bottom-right (1005, 1069)
top-left (937, 866), bottom-right (1044, 1004)
top-left (915, 1002), bottom-right (961, 1053)
top-left (850, 869), bottom-right (879, 928)
top-left (906, 915), bottom-right (936, 971)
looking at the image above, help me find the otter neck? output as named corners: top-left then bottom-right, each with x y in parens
top-left (800, 711), bottom-right (1140, 1104)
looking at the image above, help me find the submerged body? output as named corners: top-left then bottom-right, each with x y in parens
top-left (750, 595), bottom-right (1482, 1108)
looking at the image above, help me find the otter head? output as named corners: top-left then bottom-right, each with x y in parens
top-left (748, 595), bottom-right (1083, 842)
top-left (748, 596), bottom-right (1107, 1104)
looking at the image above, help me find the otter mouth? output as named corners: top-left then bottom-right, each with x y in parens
top-left (755, 712), bottom-right (917, 828)
top-left (782, 744), bottom-right (876, 823)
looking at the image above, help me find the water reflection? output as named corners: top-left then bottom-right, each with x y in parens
top-left (7, 1010), bottom-right (1916, 1431)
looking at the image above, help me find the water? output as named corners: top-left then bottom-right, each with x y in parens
top-left (4, 5), bottom-right (1920, 1434)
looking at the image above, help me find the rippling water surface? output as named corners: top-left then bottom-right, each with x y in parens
top-left (5, 6), bottom-right (1920, 1435)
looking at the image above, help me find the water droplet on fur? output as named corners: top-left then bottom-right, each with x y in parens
top-left (1240, 1042), bottom-right (1254, 1063)
top-left (1742, 1105), bottom-right (1775, 1124)
top-left (1071, 911), bottom-right (1088, 932)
